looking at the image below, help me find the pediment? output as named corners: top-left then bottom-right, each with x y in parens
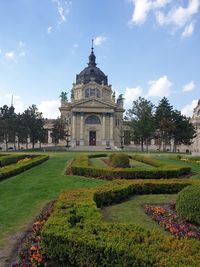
top-left (72, 98), bottom-right (116, 109)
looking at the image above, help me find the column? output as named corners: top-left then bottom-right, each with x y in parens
top-left (101, 113), bottom-right (106, 145)
top-left (80, 112), bottom-right (84, 146)
top-left (71, 112), bottom-right (76, 147)
top-left (48, 130), bottom-right (52, 144)
top-left (110, 113), bottom-right (114, 146)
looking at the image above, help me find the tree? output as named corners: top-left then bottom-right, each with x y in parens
top-left (21, 105), bottom-right (44, 149)
top-left (0, 105), bottom-right (18, 151)
top-left (126, 97), bottom-right (155, 151)
top-left (171, 110), bottom-right (196, 152)
top-left (51, 118), bottom-right (66, 145)
top-left (154, 97), bottom-right (175, 151)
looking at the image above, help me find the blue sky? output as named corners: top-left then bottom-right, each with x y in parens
top-left (0, 0), bottom-right (200, 118)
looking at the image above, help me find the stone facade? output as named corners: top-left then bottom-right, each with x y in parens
top-left (59, 46), bottom-right (124, 148)
top-left (0, 46), bottom-right (200, 152)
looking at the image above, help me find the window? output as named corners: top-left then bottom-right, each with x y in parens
top-left (85, 88), bottom-right (101, 98)
top-left (85, 115), bottom-right (101, 124)
top-left (85, 88), bottom-right (90, 98)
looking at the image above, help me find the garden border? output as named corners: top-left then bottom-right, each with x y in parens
top-left (67, 153), bottom-right (191, 180)
top-left (42, 179), bottom-right (200, 266)
top-left (0, 154), bottom-right (49, 181)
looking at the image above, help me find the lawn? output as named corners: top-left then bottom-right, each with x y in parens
top-left (0, 152), bottom-right (108, 248)
top-left (1, 151), bottom-right (200, 265)
top-left (89, 156), bottom-right (156, 169)
top-left (102, 194), bottom-right (177, 234)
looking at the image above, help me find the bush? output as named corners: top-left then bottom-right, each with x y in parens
top-left (0, 154), bottom-right (49, 181)
top-left (111, 153), bottom-right (130, 168)
top-left (42, 179), bottom-right (200, 267)
top-left (68, 154), bottom-right (191, 180)
top-left (176, 185), bottom-right (200, 225)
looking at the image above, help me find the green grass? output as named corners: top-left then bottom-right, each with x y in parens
top-left (89, 157), bottom-right (108, 168)
top-left (0, 152), bottom-right (109, 246)
top-left (102, 194), bottom-right (177, 234)
top-left (1, 151), bottom-right (200, 253)
top-left (89, 157), bottom-right (156, 169)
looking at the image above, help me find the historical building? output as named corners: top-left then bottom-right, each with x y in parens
top-left (190, 100), bottom-right (200, 154)
top-left (59, 44), bottom-right (124, 148)
top-left (1, 44), bottom-right (200, 153)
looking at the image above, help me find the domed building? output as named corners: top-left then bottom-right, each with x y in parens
top-left (190, 100), bottom-right (200, 154)
top-left (59, 44), bottom-right (124, 148)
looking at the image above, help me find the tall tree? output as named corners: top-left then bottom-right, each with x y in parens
top-left (154, 97), bottom-right (175, 151)
top-left (127, 97), bottom-right (155, 151)
top-left (51, 118), bottom-right (66, 145)
top-left (21, 105), bottom-right (44, 149)
top-left (0, 105), bottom-right (17, 151)
top-left (171, 110), bottom-right (196, 152)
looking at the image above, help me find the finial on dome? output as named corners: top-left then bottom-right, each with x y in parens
top-left (91, 39), bottom-right (94, 52)
top-left (88, 39), bottom-right (96, 66)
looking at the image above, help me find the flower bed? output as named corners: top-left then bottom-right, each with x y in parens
top-left (12, 201), bottom-right (55, 267)
top-left (144, 203), bottom-right (200, 240)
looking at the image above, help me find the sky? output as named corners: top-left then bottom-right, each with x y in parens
top-left (0, 0), bottom-right (200, 118)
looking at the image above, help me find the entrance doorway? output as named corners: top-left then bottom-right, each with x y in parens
top-left (89, 131), bottom-right (96, 146)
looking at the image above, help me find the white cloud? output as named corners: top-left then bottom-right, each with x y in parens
top-left (181, 99), bottom-right (198, 117)
top-left (147, 75), bottom-right (172, 97)
top-left (182, 22), bottom-right (194, 37)
top-left (129, 0), bottom-right (199, 37)
top-left (182, 80), bottom-right (195, 92)
top-left (47, 26), bottom-right (53, 34)
top-left (38, 100), bottom-right (60, 119)
top-left (156, 0), bottom-right (200, 28)
top-left (0, 49), bottom-right (2, 54)
top-left (124, 86), bottom-right (143, 109)
top-left (5, 51), bottom-right (15, 61)
top-left (129, 0), bottom-right (172, 25)
top-left (52, 0), bottom-right (71, 25)
top-left (19, 41), bottom-right (25, 48)
top-left (93, 36), bottom-right (106, 46)
top-left (0, 92), bottom-right (24, 113)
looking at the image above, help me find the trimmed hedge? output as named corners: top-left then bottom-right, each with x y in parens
top-left (42, 179), bottom-right (200, 267)
top-left (0, 154), bottom-right (37, 167)
top-left (110, 153), bottom-right (130, 168)
top-left (68, 154), bottom-right (191, 180)
top-left (0, 154), bottom-right (49, 181)
top-left (176, 185), bottom-right (200, 225)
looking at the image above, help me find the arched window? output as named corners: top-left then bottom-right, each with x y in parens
top-left (197, 109), bottom-right (200, 116)
top-left (85, 115), bottom-right (101, 124)
top-left (84, 88), bottom-right (101, 98)
top-left (97, 89), bottom-right (101, 98)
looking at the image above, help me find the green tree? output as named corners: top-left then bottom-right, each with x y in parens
top-left (154, 97), bottom-right (175, 151)
top-left (0, 105), bottom-right (18, 151)
top-left (51, 118), bottom-right (66, 145)
top-left (127, 97), bottom-right (155, 151)
top-left (21, 105), bottom-right (44, 149)
top-left (171, 110), bottom-right (196, 152)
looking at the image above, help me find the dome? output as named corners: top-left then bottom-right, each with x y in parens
top-left (76, 47), bottom-right (108, 85)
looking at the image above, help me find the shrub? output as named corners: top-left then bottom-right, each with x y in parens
top-left (111, 153), bottom-right (130, 168)
top-left (0, 154), bottom-right (49, 181)
top-left (176, 185), bottom-right (200, 225)
top-left (42, 179), bottom-right (200, 267)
